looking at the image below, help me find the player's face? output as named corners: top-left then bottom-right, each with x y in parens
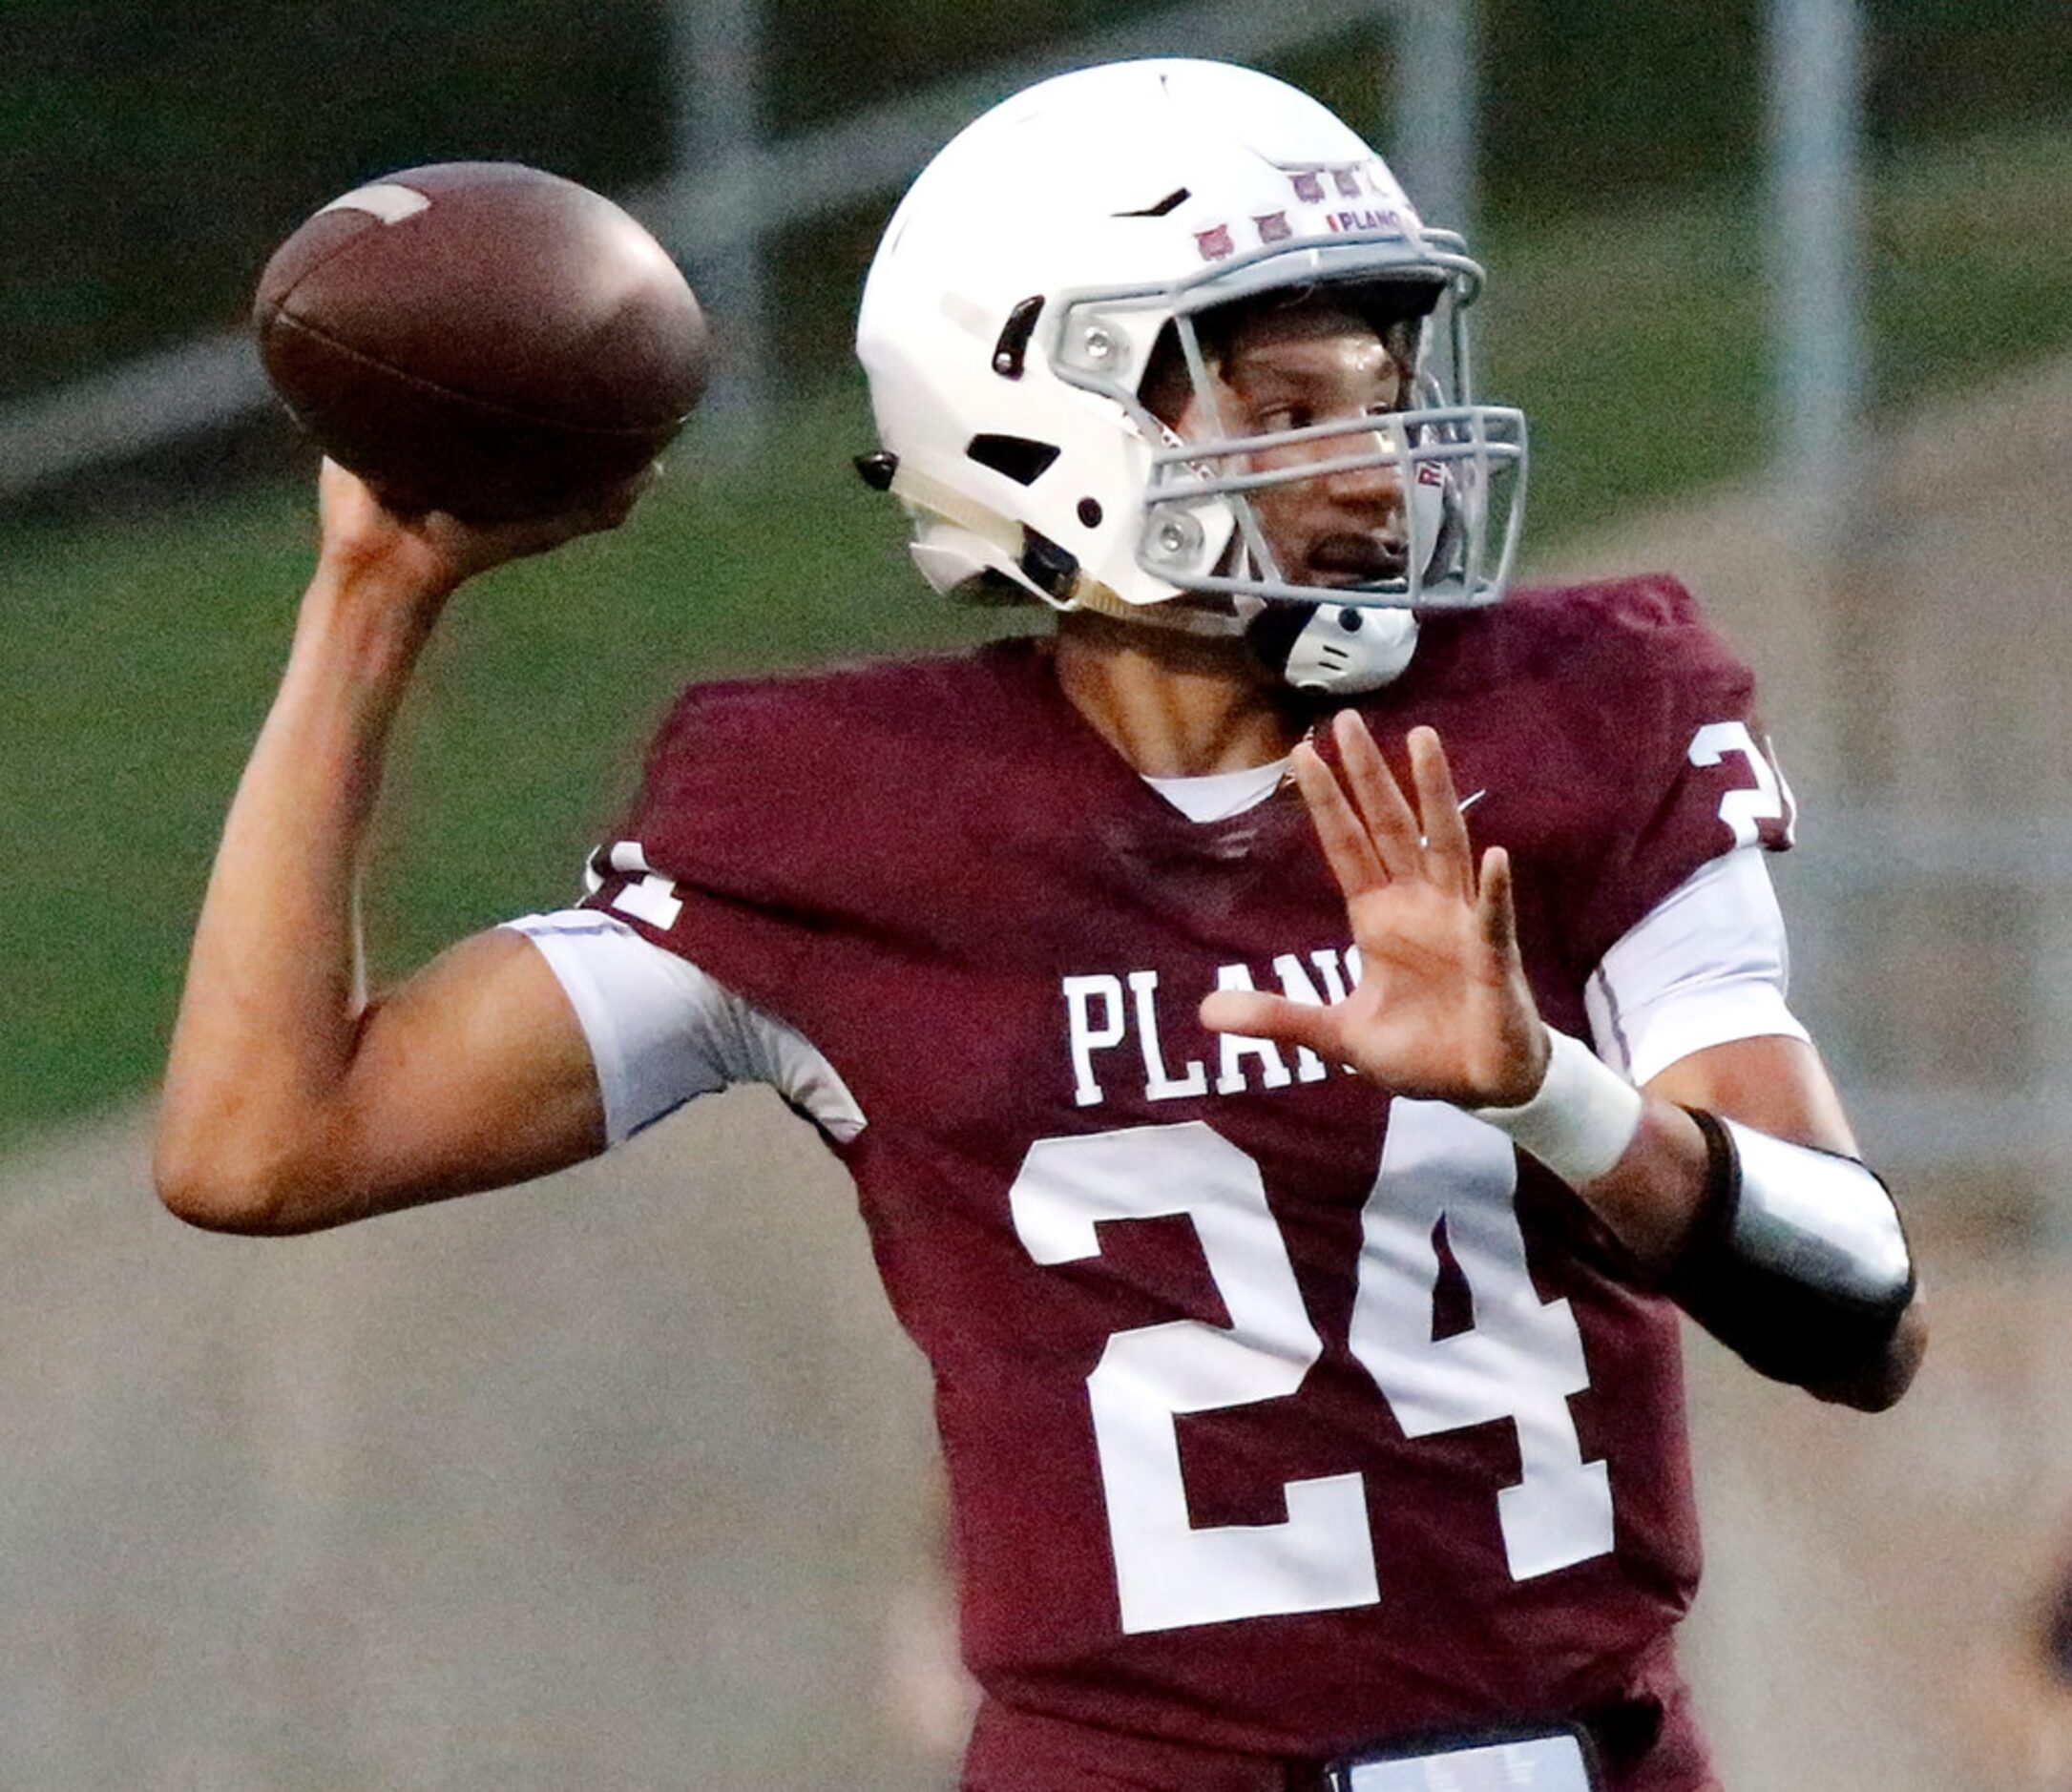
top-left (1170, 302), bottom-right (1413, 590)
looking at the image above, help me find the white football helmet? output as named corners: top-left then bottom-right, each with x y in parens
top-left (855, 58), bottom-right (1527, 693)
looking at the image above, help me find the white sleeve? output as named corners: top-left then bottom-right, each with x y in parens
top-left (503, 910), bottom-right (867, 1148)
top-left (1581, 847), bottom-right (1811, 1088)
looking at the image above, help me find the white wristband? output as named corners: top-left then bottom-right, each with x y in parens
top-left (1471, 1030), bottom-right (1644, 1187)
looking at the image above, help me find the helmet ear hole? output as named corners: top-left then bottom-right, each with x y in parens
top-left (966, 433), bottom-right (1061, 486)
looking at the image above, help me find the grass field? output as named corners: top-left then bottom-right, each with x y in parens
top-left (0, 388), bottom-right (1012, 1149)
top-left (5, 125), bottom-right (2070, 1155)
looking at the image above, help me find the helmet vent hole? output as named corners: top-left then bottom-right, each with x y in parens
top-left (1116, 187), bottom-right (1191, 219)
top-left (966, 433), bottom-right (1061, 486)
top-left (1077, 497), bottom-right (1103, 529)
top-left (991, 295), bottom-right (1045, 379)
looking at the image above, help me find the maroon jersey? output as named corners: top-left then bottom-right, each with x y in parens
top-left (581, 575), bottom-right (1788, 1790)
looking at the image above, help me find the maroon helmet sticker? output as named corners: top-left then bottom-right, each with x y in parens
top-left (1254, 211), bottom-right (1292, 243)
top-left (1333, 166), bottom-right (1364, 198)
top-left (1290, 170), bottom-right (1326, 204)
top-left (1193, 223), bottom-right (1235, 261)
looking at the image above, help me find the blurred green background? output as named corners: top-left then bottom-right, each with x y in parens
top-left (4, 0), bottom-right (2071, 1153)
top-left (7, 0), bottom-right (2070, 401)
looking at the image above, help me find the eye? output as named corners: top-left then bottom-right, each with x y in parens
top-left (1256, 403), bottom-right (1310, 432)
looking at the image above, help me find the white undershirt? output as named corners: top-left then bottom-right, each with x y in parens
top-left (1141, 757), bottom-right (1291, 822)
top-left (509, 841), bottom-right (1806, 1149)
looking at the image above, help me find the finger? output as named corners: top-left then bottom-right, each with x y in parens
top-left (596, 458), bottom-right (664, 526)
top-left (580, 482), bottom-right (643, 532)
top-left (1291, 741), bottom-right (1388, 901)
top-left (1332, 711), bottom-right (1423, 881)
top-left (443, 484), bottom-right (643, 568)
top-left (1409, 726), bottom-right (1472, 898)
top-left (1201, 988), bottom-right (1345, 1057)
top-left (361, 473), bottom-right (429, 524)
top-left (1477, 844), bottom-right (1519, 961)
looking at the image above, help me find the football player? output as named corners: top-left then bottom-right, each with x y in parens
top-left (157, 59), bottom-right (1924, 1792)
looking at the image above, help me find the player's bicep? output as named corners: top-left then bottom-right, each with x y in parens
top-left (517, 908), bottom-right (869, 1147)
top-left (301, 909), bottom-right (859, 1231)
top-left (1643, 1033), bottom-right (1857, 1156)
top-left (312, 927), bottom-right (610, 1226)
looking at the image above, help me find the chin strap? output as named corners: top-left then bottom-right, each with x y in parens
top-left (1066, 577), bottom-right (1248, 639)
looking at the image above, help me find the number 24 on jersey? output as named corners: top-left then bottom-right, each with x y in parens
top-left (1011, 1106), bottom-right (1615, 1636)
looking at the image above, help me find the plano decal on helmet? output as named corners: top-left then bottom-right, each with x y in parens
top-left (1326, 209), bottom-right (1409, 235)
top-left (853, 57), bottom-right (1527, 695)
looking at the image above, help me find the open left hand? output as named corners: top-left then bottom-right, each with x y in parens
top-left (1200, 713), bottom-right (1550, 1108)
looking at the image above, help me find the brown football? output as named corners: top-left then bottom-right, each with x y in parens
top-left (255, 162), bottom-right (708, 521)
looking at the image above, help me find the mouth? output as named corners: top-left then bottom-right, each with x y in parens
top-left (1303, 533), bottom-right (1408, 589)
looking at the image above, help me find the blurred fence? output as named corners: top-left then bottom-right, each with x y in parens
top-left (0, 0), bottom-right (1455, 496)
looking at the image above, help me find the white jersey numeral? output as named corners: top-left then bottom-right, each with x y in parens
top-left (1349, 1101), bottom-right (1613, 1579)
top-left (595, 840), bottom-right (683, 930)
top-left (1688, 719), bottom-right (1793, 848)
top-left (1009, 1110), bottom-right (1612, 1635)
top-left (1011, 1124), bottom-right (1377, 1635)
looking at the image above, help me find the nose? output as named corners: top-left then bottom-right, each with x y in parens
top-left (1245, 411), bottom-right (1412, 580)
top-left (1308, 419), bottom-right (1406, 524)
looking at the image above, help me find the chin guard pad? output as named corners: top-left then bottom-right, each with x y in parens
top-left (1665, 1111), bottom-right (1914, 1388)
top-left (1245, 600), bottom-right (1419, 694)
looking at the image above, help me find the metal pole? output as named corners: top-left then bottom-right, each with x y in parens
top-left (671, 0), bottom-right (771, 450)
top-left (1766, 0), bottom-right (1867, 549)
top-left (1390, 0), bottom-right (1478, 245)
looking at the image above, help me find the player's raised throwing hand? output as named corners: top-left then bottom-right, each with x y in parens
top-left (1200, 714), bottom-right (1551, 1110)
top-left (316, 456), bottom-right (652, 607)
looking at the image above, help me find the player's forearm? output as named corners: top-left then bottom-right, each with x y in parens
top-left (1477, 1030), bottom-right (1921, 1411)
top-left (1566, 1099), bottom-right (1712, 1265)
top-left (1552, 1096), bottom-right (1922, 1409)
top-left (155, 569), bottom-right (444, 1229)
